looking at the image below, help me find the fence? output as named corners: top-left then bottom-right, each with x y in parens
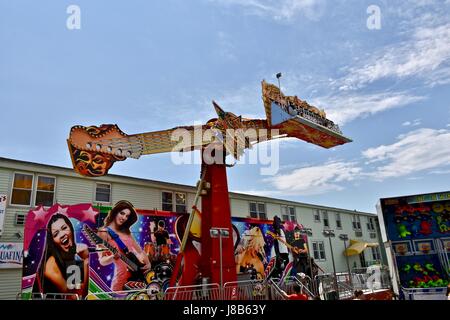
top-left (85, 289), bottom-right (157, 300)
top-left (17, 292), bottom-right (80, 300)
top-left (163, 283), bottom-right (222, 300)
top-left (16, 266), bottom-right (394, 300)
top-left (223, 280), bottom-right (268, 300)
top-left (401, 287), bottom-right (448, 300)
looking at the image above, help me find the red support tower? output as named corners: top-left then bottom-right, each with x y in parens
top-left (200, 150), bottom-right (237, 286)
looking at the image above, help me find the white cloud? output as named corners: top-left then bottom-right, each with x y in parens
top-left (207, 0), bottom-right (326, 22)
top-left (313, 92), bottom-right (425, 125)
top-left (362, 128), bottom-right (450, 179)
top-left (335, 23), bottom-right (450, 90)
top-left (264, 161), bottom-right (362, 195)
top-left (402, 119), bottom-right (422, 127)
top-left (430, 168), bottom-right (450, 174)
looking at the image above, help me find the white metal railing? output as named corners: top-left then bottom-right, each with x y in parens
top-left (16, 292), bottom-right (44, 300)
top-left (268, 278), bottom-right (287, 300)
top-left (163, 283), bottom-right (221, 300)
top-left (436, 239), bottom-right (450, 278)
top-left (44, 293), bottom-right (81, 300)
top-left (401, 287), bottom-right (447, 300)
top-left (85, 289), bottom-right (156, 300)
top-left (18, 266), bottom-right (394, 301)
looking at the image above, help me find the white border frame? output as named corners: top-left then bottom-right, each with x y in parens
top-left (161, 190), bottom-right (174, 211)
top-left (248, 201), bottom-right (266, 220)
top-left (94, 182), bottom-right (112, 205)
top-left (34, 174), bottom-right (56, 207)
top-left (9, 171), bottom-right (34, 207)
top-left (391, 240), bottom-right (413, 256)
top-left (412, 238), bottom-right (436, 255)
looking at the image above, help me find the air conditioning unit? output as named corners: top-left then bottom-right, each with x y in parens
top-left (369, 232), bottom-right (377, 239)
top-left (15, 213), bottom-right (26, 226)
top-left (355, 230), bottom-right (363, 237)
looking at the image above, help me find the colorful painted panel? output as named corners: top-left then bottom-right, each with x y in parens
top-left (22, 202), bottom-right (309, 299)
top-left (380, 192), bottom-right (450, 289)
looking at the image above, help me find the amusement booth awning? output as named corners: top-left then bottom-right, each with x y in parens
top-left (344, 239), bottom-right (379, 256)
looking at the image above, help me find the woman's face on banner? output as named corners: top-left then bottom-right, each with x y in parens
top-left (51, 218), bottom-right (74, 253)
top-left (115, 208), bottom-right (131, 227)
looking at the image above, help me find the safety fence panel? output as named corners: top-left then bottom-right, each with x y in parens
top-left (268, 278), bottom-right (286, 300)
top-left (43, 293), bottom-right (81, 300)
top-left (401, 287), bottom-right (447, 300)
top-left (16, 292), bottom-right (45, 300)
top-left (223, 280), bottom-right (268, 300)
top-left (85, 289), bottom-right (157, 300)
top-left (164, 283), bottom-right (222, 300)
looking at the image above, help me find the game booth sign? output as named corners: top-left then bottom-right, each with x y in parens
top-left (377, 191), bottom-right (450, 300)
top-left (20, 202), bottom-right (307, 300)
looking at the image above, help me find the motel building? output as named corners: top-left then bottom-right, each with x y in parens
top-left (0, 157), bottom-right (386, 299)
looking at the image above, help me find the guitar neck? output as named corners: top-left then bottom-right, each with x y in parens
top-left (136, 125), bottom-right (215, 155)
top-left (84, 227), bottom-right (138, 271)
top-left (267, 231), bottom-right (301, 252)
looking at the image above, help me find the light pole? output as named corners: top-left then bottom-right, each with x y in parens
top-left (339, 234), bottom-right (353, 289)
top-left (323, 229), bottom-right (338, 299)
top-left (210, 227), bottom-right (230, 297)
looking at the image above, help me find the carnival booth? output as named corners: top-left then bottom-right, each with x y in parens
top-left (378, 192), bottom-right (450, 300)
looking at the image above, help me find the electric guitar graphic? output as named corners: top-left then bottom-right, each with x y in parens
top-left (266, 230), bottom-right (306, 254)
top-left (266, 230), bottom-right (324, 273)
top-left (82, 224), bottom-right (148, 283)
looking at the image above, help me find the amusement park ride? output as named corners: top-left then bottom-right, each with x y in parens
top-left (67, 78), bottom-right (352, 289)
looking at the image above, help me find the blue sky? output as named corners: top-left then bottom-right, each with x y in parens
top-left (1, 0), bottom-right (450, 213)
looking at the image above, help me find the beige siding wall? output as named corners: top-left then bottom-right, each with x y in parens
top-left (0, 168), bottom-right (11, 196)
top-left (266, 203), bottom-right (281, 219)
top-left (0, 269), bottom-right (22, 299)
top-left (1, 207), bottom-right (29, 242)
top-left (187, 192), bottom-right (198, 211)
top-left (111, 183), bottom-right (161, 209)
top-left (56, 176), bottom-right (93, 205)
top-left (230, 198), bottom-right (249, 218)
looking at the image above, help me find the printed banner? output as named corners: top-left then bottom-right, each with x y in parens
top-left (21, 202), bottom-right (309, 300)
top-left (0, 242), bottom-right (23, 268)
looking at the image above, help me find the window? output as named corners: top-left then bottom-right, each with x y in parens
top-left (335, 213), bottom-right (342, 229)
top-left (312, 241), bottom-right (326, 261)
top-left (175, 192), bottom-right (187, 213)
top-left (352, 215), bottom-right (361, 230)
top-left (35, 176), bottom-right (55, 207)
top-left (322, 211), bottom-right (329, 228)
top-left (281, 205), bottom-right (296, 222)
top-left (367, 217), bottom-right (376, 232)
top-left (371, 247), bottom-right (381, 261)
top-left (359, 252), bottom-right (367, 268)
top-left (95, 183), bottom-right (111, 203)
top-left (15, 213), bottom-right (26, 225)
top-left (11, 173), bottom-right (34, 205)
top-left (162, 191), bottom-right (173, 211)
top-left (313, 209), bottom-right (321, 222)
top-left (249, 202), bottom-right (266, 219)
